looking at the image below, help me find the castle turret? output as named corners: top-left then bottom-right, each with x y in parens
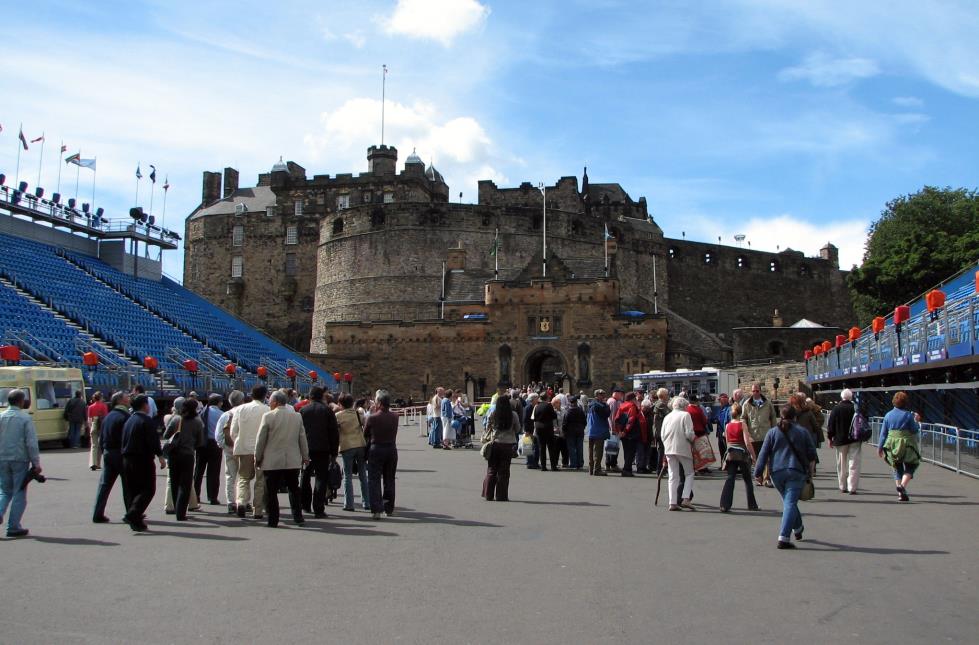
top-left (820, 242), bottom-right (839, 268)
top-left (367, 145), bottom-right (398, 175)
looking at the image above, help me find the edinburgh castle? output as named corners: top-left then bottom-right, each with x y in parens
top-left (183, 144), bottom-right (853, 398)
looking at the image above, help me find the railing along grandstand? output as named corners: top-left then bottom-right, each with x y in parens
top-left (868, 416), bottom-right (979, 479)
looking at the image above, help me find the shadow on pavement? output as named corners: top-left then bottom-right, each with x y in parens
top-left (511, 499), bottom-right (610, 508)
top-left (818, 497), bottom-right (979, 507)
top-left (803, 539), bottom-right (949, 555)
top-left (397, 469), bottom-right (437, 473)
top-left (391, 508), bottom-right (502, 527)
top-left (135, 529), bottom-right (247, 540)
top-left (30, 536), bottom-right (120, 546)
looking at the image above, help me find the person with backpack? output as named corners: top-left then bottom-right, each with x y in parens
top-left (754, 406), bottom-right (816, 549)
top-left (826, 389), bottom-right (862, 494)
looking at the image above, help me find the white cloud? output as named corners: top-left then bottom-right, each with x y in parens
top-left (892, 95), bottom-right (924, 108)
top-left (777, 52), bottom-right (880, 87)
top-left (381, 0), bottom-right (490, 46)
top-left (304, 98), bottom-right (507, 200)
top-left (714, 214), bottom-right (868, 270)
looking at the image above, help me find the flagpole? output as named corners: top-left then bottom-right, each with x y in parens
top-left (149, 180), bottom-right (155, 215)
top-left (381, 64), bottom-right (387, 145)
top-left (74, 158), bottom-right (80, 201)
top-left (539, 183), bottom-right (547, 278)
top-left (134, 162), bottom-right (141, 207)
top-left (91, 158), bottom-right (97, 211)
top-left (161, 176), bottom-right (169, 229)
top-left (604, 225), bottom-right (609, 278)
top-left (15, 123), bottom-right (23, 187)
top-left (494, 228), bottom-right (499, 280)
top-left (56, 141), bottom-right (64, 194)
top-left (36, 133), bottom-right (44, 190)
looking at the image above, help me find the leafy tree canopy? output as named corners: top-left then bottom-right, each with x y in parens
top-left (847, 186), bottom-right (979, 324)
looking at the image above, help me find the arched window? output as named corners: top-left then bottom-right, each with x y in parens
top-left (370, 209), bottom-right (385, 229)
top-left (577, 343), bottom-right (591, 385)
top-left (332, 218), bottom-right (344, 235)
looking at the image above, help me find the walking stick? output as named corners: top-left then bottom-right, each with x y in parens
top-left (654, 440), bottom-right (666, 505)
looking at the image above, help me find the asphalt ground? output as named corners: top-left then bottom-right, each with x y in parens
top-left (1, 418), bottom-right (977, 644)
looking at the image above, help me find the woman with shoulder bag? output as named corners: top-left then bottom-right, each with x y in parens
top-left (163, 397), bottom-right (200, 514)
top-left (336, 394), bottom-right (370, 512)
top-left (719, 402), bottom-right (758, 512)
top-left (162, 398), bottom-right (205, 521)
top-left (753, 406), bottom-right (816, 549)
top-left (482, 393), bottom-right (519, 501)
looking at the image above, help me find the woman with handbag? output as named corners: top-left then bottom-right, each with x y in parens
top-left (719, 403), bottom-right (758, 512)
top-left (336, 393), bottom-right (370, 512)
top-left (661, 396), bottom-right (696, 511)
top-left (482, 393), bottom-right (519, 501)
top-left (162, 397), bottom-right (200, 515)
top-left (162, 398), bottom-right (205, 521)
top-left (753, 406), bottom-right (816, 549)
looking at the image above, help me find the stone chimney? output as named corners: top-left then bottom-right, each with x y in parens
top-left (223, 167), bottom-right (239, 198)
top-left (447, 244), bottom-right (466, 270)
top-left (202, 171), bottom-right (221, 206)
top-left (819, 243), bottom-right (839, 268)
top-left (772, 308), bottom-right (784, 327)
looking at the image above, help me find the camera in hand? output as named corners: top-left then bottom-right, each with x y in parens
top-left (20, 467), bottom-right (46, 490)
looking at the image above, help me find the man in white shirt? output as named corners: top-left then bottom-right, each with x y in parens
top-left (230, 385), bottom-right (270, 519)
top-left (215, 390), bottom-right (245, 514)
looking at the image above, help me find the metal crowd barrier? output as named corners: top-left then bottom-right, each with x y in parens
top-left (869, 416), bottom-right (979, 479)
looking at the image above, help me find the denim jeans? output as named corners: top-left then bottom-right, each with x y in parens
top-left (368, 444), bottom-right (398, 514)
top-left (771, 469), bottom-right (806, 540)
top-left (0, 460), bottom-right (32, 532)
top-left (428, 418), bottom-right (442, 447)
top-left (566, 435), bottom-right (584, 469)
top-left (68, 422), bottom-right (84, 448)
top-left (341, 447), bottom-right (370, 510)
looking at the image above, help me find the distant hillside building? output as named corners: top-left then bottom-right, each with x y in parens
top-left (184, 145), bottom-right (853, 398)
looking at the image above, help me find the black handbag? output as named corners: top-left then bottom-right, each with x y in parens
top-left (784, 432), bottom-right (815, 501)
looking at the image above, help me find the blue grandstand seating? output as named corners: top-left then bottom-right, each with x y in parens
top-left (0, 232), bottom-right (329, 392)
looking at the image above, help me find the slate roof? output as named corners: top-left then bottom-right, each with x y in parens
top-left (189, 186), bottom-right (276, 220)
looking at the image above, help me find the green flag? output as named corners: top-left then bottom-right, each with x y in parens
top-left (490, 229), bottom-right (499, 256)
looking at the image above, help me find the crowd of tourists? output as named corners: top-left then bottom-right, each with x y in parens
top-left (80, 384), bottom-right (399, 532)
top-left (474, 382), bottom-right (923, 549)
top-left (1, 378), bottom-right (924, 544)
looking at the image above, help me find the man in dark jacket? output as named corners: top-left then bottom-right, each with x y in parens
top-left (533, 395), bottom-right (559, 471)
top-left (63, 390), bottom-right (88, 448)
top-left (195, 393), bottom-right (225, 505)
top-left (92, 392), bottom-right (131, 523)
top-left (300, 386), bottom-right (340, 518)
top-left (561, 396), bottom-right (587, 470)
top-left (826, 388), bottom-right (860, 494)
top-left (121, 395), bottom-right (164, 532)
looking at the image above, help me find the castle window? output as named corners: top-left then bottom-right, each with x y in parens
top-left (231, 256), bottom-right (243, 278)
top-left (337, 194), bottom-right (350, 210)
top-left (332, 218), bottom-right (344, 235)
top-left (571, 219), bottom-right (583, 236)
top-left (294, 200), bottom-right (303, 217)
top-left (668, 246), bottom-right (678, 259)
top-left (703, 252), bottom-right (712, 264)
top-left (798, 264), bottom-right (811, 278)
top-left (285, 225), bottom-right (298, 245)
top-left (767, 340), bottom-right (785, 356)
top-left (301, 296), bottom-right (314, 312)
top-left (285, 253), bottom-right (297, 276)
top-left (532, 214), bottom-right (542, 230)
top-left (362, 191), bottom-right (372, 204)
top-left (736, 255), bottom-right (746, 269)
top-left (769, 259), bottom-right (780, 272)
top-left (371, 209), bottom-right (386, 229)
top-left (266, 206), bottom-right (276, 217)
top-left (384, 192), bottom-right (394, 204)
top-left (232, 224), bottom-right (243, 247)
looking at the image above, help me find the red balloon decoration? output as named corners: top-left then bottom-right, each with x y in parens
top-left (83, 352), bottom-right (99, 367)
top-left (286, 367), bottom-right (297, 379)
top-left (225, 363), bottom-right (237, 375)
top-left (308, 370), bottom-right (318, 381)
top-left (143, 356), bottom-right (158, 370)
top-left (256, 366), bottom-right (268, 378)
top-left (182, 359), bottom-right (199, 374)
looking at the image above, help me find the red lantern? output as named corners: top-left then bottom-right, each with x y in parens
top-left (332, 371), bottom-right (341, 382)
top-left (804, 350), bottom-right (813, 360)
top-left (256, 366), bottom-right (268, 378)
top-left (893, 305), bottom-right (910, 325)
top-left (83, 351), bottom-right (99, 367)
top-left (925, 289), bottom-right (946, 312)
top-left (182, 359), bottom-right (199, 374)
top-left (225, 363), bottom-right (237, 375)
top-left (143, 356), bottom-right (158, 370)
top-left (308, 370), bottom-right (318, 381)
top-left (286, 367), bottom-right (297, 379)
top-left (343, 372), bottom-right (353, 383)
top-left (848, 326), bottom-right (862, 342)
top-left (835, 334), bottom-right (846, 348)
top-left (0, 345), bottom-right (20, 362)
top-left (821, 341), bottom-right (832, 353)
top-left (871, 316), bottom-right (886, 334)
top-left (814, 345), bottom-right (823, 355)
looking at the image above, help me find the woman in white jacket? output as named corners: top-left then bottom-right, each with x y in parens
top-left (661, 396), bottom-right (696, 511)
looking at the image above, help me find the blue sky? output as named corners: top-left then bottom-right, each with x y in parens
top-left (2, 0), bottom-right (977, 279)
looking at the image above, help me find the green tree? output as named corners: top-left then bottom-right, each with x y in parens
top-left (848, 186), bottom-right (979, 324)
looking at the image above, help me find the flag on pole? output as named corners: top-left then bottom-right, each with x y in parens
top-left (18, 128), bottom-right (29, 150)
top-left (163, 176), bottom-right (170, 191)
top-left (489, 228), bottom-right (500, 256)
top-left (149, 165), bottom-right (156, 183)
top-left (30, 135), bottom-right (44, 143)
top-left (0, 123), bottom-right (4, 133)
top-left (136, 165), bottom-right (142, 179)
top-left (60, 144), bottom-right (67, 153)
top-left (67, 155), bottom-right (96, 170)
top-left (604, 223), bottom-right (613, 240)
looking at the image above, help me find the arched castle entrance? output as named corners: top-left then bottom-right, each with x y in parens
top-left (524, 348), bottom-right (566, 387)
